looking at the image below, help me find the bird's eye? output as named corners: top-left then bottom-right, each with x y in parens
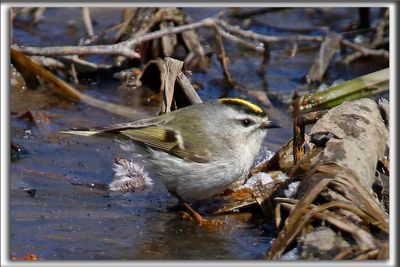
top-left (241, 119), bottom-right (254, 127)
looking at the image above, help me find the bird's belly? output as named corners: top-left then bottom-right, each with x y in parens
top-left (147, 150), bottom-right (249, 201)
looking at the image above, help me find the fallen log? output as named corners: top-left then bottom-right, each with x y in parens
top-left (267, 98), bottom-right (389, 260)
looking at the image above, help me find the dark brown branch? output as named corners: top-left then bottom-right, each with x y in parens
top-left (296, 110), bottom-right (328, 126)
top-left (292, 96), bottom-right (304, 164)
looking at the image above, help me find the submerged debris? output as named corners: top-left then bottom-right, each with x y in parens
top-left (22, 187), bottom-right (36, 197)
top-left (11, 142), bottom-right (28, 161)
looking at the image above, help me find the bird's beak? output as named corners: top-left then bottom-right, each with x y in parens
top-left (261, 119), bottom-right (281, 129)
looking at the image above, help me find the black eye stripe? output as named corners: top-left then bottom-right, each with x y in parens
top-left (241, 119), bottom-right (254, 127)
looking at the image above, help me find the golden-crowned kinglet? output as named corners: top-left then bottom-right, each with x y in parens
top-left (62, 98), bottom-right (278, 201)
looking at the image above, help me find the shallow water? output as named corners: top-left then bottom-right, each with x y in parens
top-left (9, 7), bottom-right (388, 260)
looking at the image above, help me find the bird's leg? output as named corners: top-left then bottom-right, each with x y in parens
top-left (172, 193), bottom-right (224, 226)
top-left (179, 199), bottom-right (207, 224)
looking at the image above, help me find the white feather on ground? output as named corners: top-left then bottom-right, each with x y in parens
top-left (109, 157), bottom-right (153, 193)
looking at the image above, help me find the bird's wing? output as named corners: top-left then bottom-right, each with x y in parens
top-left (61, 116), bottom-right (209, 163)
top-left (120, 126), bottom-right (178, 152)
top-left (121, 126), bottom-right (209, 163)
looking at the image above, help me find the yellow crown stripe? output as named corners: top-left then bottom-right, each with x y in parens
top-left (219, 98), bottom-right (264, 114)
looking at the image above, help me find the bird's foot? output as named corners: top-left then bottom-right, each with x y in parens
top-left (173, 192), bottom-right (226, 226)
top-left (180, 211), bottom-right (225, 226)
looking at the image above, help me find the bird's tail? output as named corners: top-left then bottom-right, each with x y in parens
top-left (59, 129), bottom-right (102, 137)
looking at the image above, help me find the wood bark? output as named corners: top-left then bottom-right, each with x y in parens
top-left (267, 98), bottom-right (389, 260)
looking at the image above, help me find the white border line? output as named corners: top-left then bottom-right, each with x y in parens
top-left (1, 2), bottom-right (397, 267)
top-left (0, 2), bottom-right (395, 7)
top-left (388, 3), bottom-right (396, 267)
top-left (1, 3), bottom-right (11, 267)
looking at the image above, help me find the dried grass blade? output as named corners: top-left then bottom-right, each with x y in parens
top-left (11, 48), bottom-right (144, 118)
top-left (266, 178), bottom-right (332, 259)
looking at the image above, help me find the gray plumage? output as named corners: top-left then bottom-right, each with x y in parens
top-left (62, 99), bottom-right (276, 201)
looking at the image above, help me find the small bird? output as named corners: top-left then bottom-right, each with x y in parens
top-left (62, 98), bottom-right (278, 224)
